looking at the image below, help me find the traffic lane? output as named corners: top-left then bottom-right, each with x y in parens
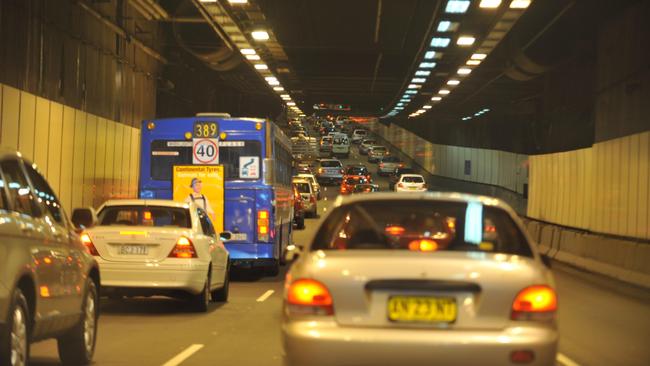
top-left (553, 263), bottom-right (650, 366)
top-left (30, 267), bottom-right (289, 366)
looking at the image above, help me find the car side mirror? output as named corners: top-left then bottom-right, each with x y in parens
top-left (71, 207), bottom-right (98, 232)
top-left (284, 244), bottom-right (304, 263)
top-left (540, 253), bottom-right (552, 268)
top-left (219, 232), bottom-right (232, 241)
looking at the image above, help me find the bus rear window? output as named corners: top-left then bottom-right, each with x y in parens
top-left (150, 140), bottom-right (262, 181)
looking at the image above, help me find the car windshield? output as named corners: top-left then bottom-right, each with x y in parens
top-left (381, 156), bottom-right (399, 162)
top-left (353, 185), bottom-right (377, 192)
top-left (346, 167), bottom-right (368, 175)
top-left (312, 200), bottom-right (531, 256)
top-left (294, 182), bottom-right (311, 193)
top-left (372, 147), bottom-right (386, 152)
top-left (98, 206), bottom-right (191, 228)
top-left (402, 176), bottom-right (424, 183)
top-left (321, 160), bottom-right (341, 168)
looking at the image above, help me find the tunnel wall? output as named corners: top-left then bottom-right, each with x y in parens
top-left (0, 83), bottom-right (141, 212)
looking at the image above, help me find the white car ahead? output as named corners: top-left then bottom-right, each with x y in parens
top-left (80, 199), bottom-right (230, 312)
top-left (395, 174), bottom-right (427, 192)
top-left (282, 193), bottom-right (558, 366)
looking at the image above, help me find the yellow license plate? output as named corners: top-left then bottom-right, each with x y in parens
top-left (387, 296), bottom-right (457, 323)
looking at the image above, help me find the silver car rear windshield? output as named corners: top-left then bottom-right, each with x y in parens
top-left (320, 160), bottom-right (342, 168)
top-left (312, 201), bottom-right (532, 257)
top-left (98, 206), bottom-right (191, 228)
top-left (403, 176), bottom-right (424, 183)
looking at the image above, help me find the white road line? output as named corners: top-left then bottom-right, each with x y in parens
top-left (162, 344), bottom-right (204, 366)
top-left (556, 353), bottom-right (581, 366)
top-left (256, 290), bottom-right (275, 302)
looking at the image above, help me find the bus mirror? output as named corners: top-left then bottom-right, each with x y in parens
top-left (71, 208), bottom-right (98, 232)
top-left (263, 158), bottom-right (274, 185)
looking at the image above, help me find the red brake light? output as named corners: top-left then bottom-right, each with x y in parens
top-left (286, 279), bottom-right (334, 315)
top-left (257, 210), bottom-right (270, 242)
top-left (169, 236), bottom-right (197, 258)
top-left (511, 285), bottom-right (557, 321)
top-left (80, 233), bottom-right (99, 256)
top-left (318, 168), bottom-right (324, 174)
top-left (397, 183), bottom-right (404, 188)
top-left (379, 163), bottom-right (384, 167)
top-left (408, 239), bottom-right (438, 252)
top-left (385, 225), bottom-right (405, 236)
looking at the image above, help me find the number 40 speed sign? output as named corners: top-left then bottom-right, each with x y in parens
top-left (192, 138), bottom-right (219, 164)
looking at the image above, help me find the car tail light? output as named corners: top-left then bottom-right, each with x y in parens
top-left (339, 169), bottom-right (344, 174)
top-left (286, 279), bottom-right (334, 315)
top-left (510, 350), bottom-right (535, 364)
top-left (398, 163), bottom-right (404, 168)
top-left (80, 233), bottom-right (99, 256)
top-left (318, 168), bottom-right (324, 174)
top-left (423, 183), bottom-right (428, 189)
top-left (257, 210), bottom-right (270, 242)
top-left (169, 236), bottom-right (197, 258)
top-left (511, 285), bottom-right (557, 321)
top-left (397, 183), bottom-right (404, 188)
top-left (379, 163), bottom-right (384, 168)
top-left (408, 239), bottom-right (438, 252)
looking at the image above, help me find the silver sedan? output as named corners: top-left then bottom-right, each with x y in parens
top-left (282, 192), bottom-right (558, 366)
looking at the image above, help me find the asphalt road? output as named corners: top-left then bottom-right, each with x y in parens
top-left (30, 144), bottom-right (650, 366)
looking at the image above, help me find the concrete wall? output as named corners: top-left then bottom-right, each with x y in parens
top-left (528, 131), bottom-right (650, 240)
top-left (0, 83), bottom-right (141, 212)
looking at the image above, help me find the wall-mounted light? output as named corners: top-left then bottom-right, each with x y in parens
top-left (254, 64), bottom-right (268, 70)
top-left (447, 79), bottom-right (460, 85)
top-left (457, 36), bottom-right (476, 46)
top-left (251, 30), bottom-right (269, 40)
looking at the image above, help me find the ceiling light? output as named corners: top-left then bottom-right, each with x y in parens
top-left (510, 0), bottom-right (531, 9)
top-left (431, 96), bottom-right (442, 101)
top-left (446, 0), bottom-right (471, 13)
top-left (423, 105), bottom-right (432, 109)
top-left (397, 103), bottom-right (404, 107)
top-left (431, 37), bottom-right (451, 48)
top-left (395, 107), bottom-right (404, 110)
top-left (251, 30), bottom-right (269, 40)
top-left (273, 86), bottom-right (284, 91)
top-left (411, 78), bottom-right (426, 83)
top-left (227, 0), bottom-right (248, 3)
top-left (466, 60), bottom-right (481, 65)
top-left (407, 84), bottom-right (421, 89)
top-left (415, 70), bottom-right (431, 76)
top-left (287, 102), bottom-right (296, 106)
top-left (405, 90), bottom-right (418, 94)
top-left (438, 21), bottom-right (451, 32)
top-left (471, 53), bottom-right (487, 60)
top-left (400, 98), bottom-right (411, 102)
top-left (254, 63), bottom-right (268, 70)
top-left (457, 36), bottom-right (476, 46)
top-left (447, 79), bottom-right (460, 85)
top-left (265, 76), bottom-right (277, 82)
top-left (479, 0), bottom-right (501, 8)
top-left (246, 55), bottom-right (260, 61)
top-left (458, 67), bottom-right (472, 75)
top-left (417, 109), bottom-right (426, 113)
top-left (199, 0), bottom-right (217, 2)
top-left (439, 89), bottom-right (450, 95)
top-left (419, 62), bottom-right (436, 69)
top-left (424, 51), bottom-right (437, 59)
top-left (280, 94), bottom-right (290, 98)
top-left (267, 80), bottom-right (279, 86)
top-left (241, 48), bottom-right (256, 55)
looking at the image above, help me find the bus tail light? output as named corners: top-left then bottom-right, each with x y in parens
top-left (80, 233), bottom-right (99, 256)
top-left (169, 236), bottom-right (197, 258)
top-left (511, 285), bottom-right (557, 321)
top-left (286, 279), bottom-right (334, 315)
top-left (258, 210), bottom-right (270, 242)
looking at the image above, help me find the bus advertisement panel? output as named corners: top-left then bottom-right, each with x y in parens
top-left (172, 165), bottom-right (225, 234)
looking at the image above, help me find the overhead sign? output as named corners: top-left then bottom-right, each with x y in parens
top-left (193, 138), bottom-right (219, 164)
top-left (172, 165), bottom-right (224, 234)
top-left (239, 156), bottom-right (260, 179)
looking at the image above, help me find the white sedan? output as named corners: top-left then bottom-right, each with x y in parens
top-left (394, 174), bottom-right (427, 192)
top-left (79, 199), bottom-right (230, 312)
top-left (282, 193), bottom-right (558, 366)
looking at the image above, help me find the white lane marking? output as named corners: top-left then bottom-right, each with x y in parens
top-left (162, 344), bottom-right (204, 366)
top-left (556, 353), bottom-right (581, 366)
top-left (256, 290), bottom-right (275, 302)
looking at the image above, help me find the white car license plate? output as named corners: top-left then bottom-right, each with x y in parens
top-left (120, 245), bottom-right (148, 255)
top-left (231, 233), bottom-right (247, 241)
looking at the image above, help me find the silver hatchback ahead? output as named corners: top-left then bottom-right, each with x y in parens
top-left (282, 192), bottom-right (558, 366)
top-left (0, 149), bottom-right (101, 366)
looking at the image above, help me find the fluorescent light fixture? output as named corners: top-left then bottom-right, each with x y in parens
top-left (457, 36), bottom-right (476, 46)
top-left (424, 51), bottom-right (437, 59)
top-left (228, 0), bottom-right (248, 3)
top-left (397, 103), bottom-right (404, 107)
top-left (400, 99), bottom-right (411, 102)
top-left (267, 80), bottom-right (279, 86)
top-left (264, 76), bottom-right (277, 82)
top-left (479, 0), bottom-right (501, 8)
top-left (483, 108), bottom-right (491, 112)
top-left (458, 67), bottom-right (472, 75)
top-left (423, 105), bottom-right (432, 109)
top-left (474, 112), bottom-right (482, 116)
top-left (419, 62), bottom-right (436, 69)
top-left (273, 86), bottom-right (284, 91)
top-left (287, 102), bottom-right (296, 106)
top-left (446, 0), bottom-right (471, 13)
top-left (431, 96), bottom-right (442, 101)
top-left (395, 107), bottom-right (404, 110)
top-left (407, 84), bottom-right (421, 89)
top-left (439, 89), bottom-right (450, 95)
top-left (251, 30), bottom-right (269, 40)
top-left (199, 0), bottom-right (218, 2)
top-left (254, 64), bottom-right (268, 70)
top-left (431, 37), bottom-right (451, 48)
top-left (438, 21), bottom-right (451, 32)
top-left (415, 70), bottom-right (431, 76)
top-left (411, 78), bottom-right (426, 83)
top-left (471, 53), bottom-right (487, 60)
top-left (280, 94), bottom-right (290, 98)
top-left (245, 55), bottom-right (261, 61)
top-left (447, 79), bottom-right (460, 85)
top-left (417, 109), bottom-right (426, 113)
top-left (466, 60), bottom-right (481, 66)
top-left (510, 0), bottom-right (531, 9)
top-left (241, 48), bottom-right (256, 55)
top-left (405, 90), bottom-right (418, 94)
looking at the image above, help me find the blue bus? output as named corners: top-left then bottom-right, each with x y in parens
top-left (138, 113), bottom-right (294, 275)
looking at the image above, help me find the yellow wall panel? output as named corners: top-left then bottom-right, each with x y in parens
top-left (71, 111), bottom-right (87, 211)
top-left (94, 118), bottom-right (107, 206)
top-left (638, 132), bottom-right (650, 238)
top-left (83, 115), bottom-right (98, 208)
top-left (33, 97), bottom-right (50, 173)
top-left (113, 123), bottom-right (124, 197)
top-left (18, 92), bottom-right (36, 159)
top-left (104, 120), bottom-right (115, 198)
top-left (58, 107), bottom-right (76, 212)
top-left (628, 134), bottom-right (640, 237)
top-left (47, 102), bottom-right (64, 192)
top-left (1, 85), bottom-right (20, 149)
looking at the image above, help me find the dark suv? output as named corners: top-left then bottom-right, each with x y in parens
top-left (0, 149), bottom-right (101, 366)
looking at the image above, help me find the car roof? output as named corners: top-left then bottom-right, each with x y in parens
top-left (400, 174), bottom-right (424, 178)
top-left (101, 199), bottom-right (190, 209)
top-left (319, 158), bottom-right (341, 162)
